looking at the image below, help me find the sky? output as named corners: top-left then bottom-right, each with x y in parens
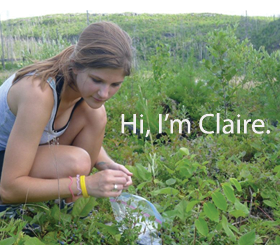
top-left (1, 0), bottom-right (279, 20)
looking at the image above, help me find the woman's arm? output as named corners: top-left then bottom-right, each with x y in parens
top-left (95, 147), bottom-right (133, 188)
top-left (0, 77), bottom-right (67, 203)
top-left (95, 146), bottom-right (115, 170)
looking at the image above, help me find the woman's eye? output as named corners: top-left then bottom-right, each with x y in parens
top-left (92, 79), bottom-right (102, 84)
top-left (112, 83), bottom-right (121, 87)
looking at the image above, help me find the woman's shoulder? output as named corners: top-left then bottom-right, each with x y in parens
top-left (8, 76), bottom-right (54, 116)
top-left (15, 75), bottom-right (53, 97)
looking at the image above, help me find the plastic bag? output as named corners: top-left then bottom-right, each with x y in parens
top-left (110, 192), bottom-right (163, 245)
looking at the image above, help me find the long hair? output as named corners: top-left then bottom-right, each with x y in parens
top-left (13, 21), bottom-right (133, 89)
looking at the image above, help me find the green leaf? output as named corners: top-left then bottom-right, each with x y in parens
top-left (222, 215), bottom-right (236, 241)
top-left (50, 203), bottom-right (72, 223)
top-left (207, 79), bottom-right (215, 86)
top-left (229, 178), bottom-right (242, 192)
top-left (273, 166), bottom-right (280, 173)
top-left (60, 213), bottom-right (72, 223)
top-left (263, 200), bottom-right (277, 208)
top-left (238, 230), bottom-right (256, 245)
top-left (261, 221), bottom-right (279, 227)
top-left (72, 196), bottom-right (97, 217)
top-left (251, 142), bottom-right (261, 151)
top-left (176, 166), bottom-right (193, 179)
top-left (96, 223), bottom-right (120, 236)
top-left (137, 181), bottom-right (149, 190)
top-left (228, 223), bottom-right (242, 235)
top-left (0, 211), bottom-right (7, 219)
top-left (135, 164), bottom-right (152, 181)
top-left (186, 200), bottom-right (199, 212)
top-left (212, 191), bottom-right (228, 211)
top-left (222, 184), bottom-right (236, 203)
top-left (215, 222), bottom-right (223, 231)
top-left (125, 165), bottom-right (139, 179)
top-left (260, 190), bottom-right (271, 199)
top-left (234, 199), bottom-right (249, 216)
top-left (0, 237), bottom-right (16, 245)
top-left (51, 204), bottom-right (61, 221)
top-left (152, 187), bottom-right (179, 195)
top-left (175, 158), bottom-right (190, 167)
top-left (179, 147), bottom-right (189, 156)
top-left (203, 202), bottom-right (219, 222)
top-left (163, 164), bottom-right (175, 174)
top-left (43, 231), bottom-right (57, 243)
top-left (22, 237), bottom-right (46, 245)
top-left (175, 199), bottom-right (188, 222)
top-left (163, 210), bottom-right (178, 221)
top-left (195, 217), bottom-right (209, 236)
top-left (166, 178), bottom-right (176, 186)
top-left (212, 65), bottom-right (219, 73)
top-left (230, 210), bottom-right (247, 218)
top-left (114, 234), bottom-right (122, 242)
top-left (204, 59), bottom-right (212, 69)
top-left (126, 164), bottom-right (152, 181)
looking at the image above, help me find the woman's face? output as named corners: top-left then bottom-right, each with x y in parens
top-left (74, 68), bottom-right (125, 109)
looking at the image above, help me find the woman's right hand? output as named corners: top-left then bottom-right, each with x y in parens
top-left (85, 169), bottom-right (129, 197)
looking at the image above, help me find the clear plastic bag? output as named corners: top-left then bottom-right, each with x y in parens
top-left (110, 192), bottom-right (163, 245)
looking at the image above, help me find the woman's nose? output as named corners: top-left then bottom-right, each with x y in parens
top-left (98, 85), bottom-right (109, 98)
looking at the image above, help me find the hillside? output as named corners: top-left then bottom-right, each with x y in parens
top-left (0, 12), bottom-right (277, 67)
top-left (250, 17), bottom-right (280, 53)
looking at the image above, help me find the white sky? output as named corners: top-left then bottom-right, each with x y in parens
top-left (1, 0), bottom-right (279, 20)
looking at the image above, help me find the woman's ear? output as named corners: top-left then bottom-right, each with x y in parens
top-left (70, 60), bottom-right (79, 75)
top-left (72, 67), bottom-right (78, 75)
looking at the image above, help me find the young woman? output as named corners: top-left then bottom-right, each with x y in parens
top-left (0, 21), bottom-right (133, 205)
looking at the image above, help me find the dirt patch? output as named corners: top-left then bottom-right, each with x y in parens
top-left (229, 76), bottom-right (259, 89)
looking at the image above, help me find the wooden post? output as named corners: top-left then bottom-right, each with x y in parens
top-left (245, 10), bottom-right (248, 39)
top-left (8, 19), bottom-right (13, 65)
top-left (0, 19), bottom-right (5, 69)
top-left (56, 28), bottom-right (59, 45)
top-left (87, 10), bottom-right (89, 26)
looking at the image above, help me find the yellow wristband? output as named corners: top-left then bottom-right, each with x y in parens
top-left (80, 175), bottom-right (89, 198)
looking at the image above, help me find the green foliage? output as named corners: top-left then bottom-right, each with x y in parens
top-left (166, 60), bottom-right (213, 121)
top-left (203, 27), bottom-right (240, 117)
top-left (253, 49), bottom-right (280, 122)
top-left (250, 18), bottom-right (280, 53)
top-left (71, 196), bottom-right (97, 218)
top-left (238, 230), bottom-right (256, 245)
top-left (1, 12), bottom-right (280, 245)
top-left (150, 42), bottom-right (171, 86)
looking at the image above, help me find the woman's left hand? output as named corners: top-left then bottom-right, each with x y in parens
top-left (109, 162), bottom-right (133, 188)
top-left (96, 161), bottom-right (133, 188)
top-left (114, 163), bottom-right (133, 188)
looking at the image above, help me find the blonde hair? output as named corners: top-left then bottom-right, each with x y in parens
top-left (14, 21), bottom-right (133, 89)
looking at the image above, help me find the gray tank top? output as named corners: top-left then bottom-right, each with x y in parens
top-left (0, 73), bottom-right (68, 151)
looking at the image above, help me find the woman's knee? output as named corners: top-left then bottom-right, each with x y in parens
top-left (68, 147), bottom-right (92, 175)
